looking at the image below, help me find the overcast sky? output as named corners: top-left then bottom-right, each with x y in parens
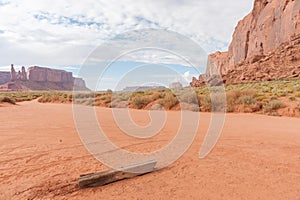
top-left (0, 0), bottom-right (253, 67)
top-left (0, 0), bottom-right (253, 89)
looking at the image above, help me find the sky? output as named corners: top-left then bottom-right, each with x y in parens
top-left (0, 0), bottom-right (253, 90)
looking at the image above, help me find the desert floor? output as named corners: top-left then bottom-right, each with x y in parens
top-left (0, 100), bottom-right (299, 200)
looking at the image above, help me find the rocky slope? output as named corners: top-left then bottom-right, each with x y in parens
top-left (191, 0), bottom-right (300, 86)
top-left (0, 65), bottom-right (88, 91)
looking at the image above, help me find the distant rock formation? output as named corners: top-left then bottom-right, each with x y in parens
top-left (10, 64), bottom-right (16, 81)
top-left (0, 72), bottom-right (10, 85)
top-left (21, 66), bottom-right (27, 81)
top-left (169, 82), bottom-right (183, 89)
top-left (191, 0), bottom-right (300, 86)
top-left (122, 86), bottom-right (166, 92)
top-left (27, 66), bottom-right (73, 83)
top-left (0, 65), bottom-right (89, 91)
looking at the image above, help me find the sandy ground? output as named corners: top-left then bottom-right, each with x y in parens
top-left (0, 100), bottom-right (300, 200)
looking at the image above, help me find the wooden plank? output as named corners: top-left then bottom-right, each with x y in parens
top-left (78, 160), bottom-right (157, 188)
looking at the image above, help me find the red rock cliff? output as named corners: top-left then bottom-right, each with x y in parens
top-left (27, 66), bottom-right (73, 83)
top-left (0, 65), bottom-right (89, 91)
top-left (192, 0), bottom-right (300, 86)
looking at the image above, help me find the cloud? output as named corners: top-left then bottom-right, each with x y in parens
top-left (0, 65), bottom-right (11, 71)
top-left (182, 71), bottom-right (190, 81)
top-left (0, 0), bottom-right (253, 68)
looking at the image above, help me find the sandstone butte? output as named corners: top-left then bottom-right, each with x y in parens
top-left (191, 0), bottom-right (300, 87)
top-left (0, 64), bottom-right (88, 91)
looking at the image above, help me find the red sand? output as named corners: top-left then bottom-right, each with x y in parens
top-left (0, 100), bottom-right (299, 199)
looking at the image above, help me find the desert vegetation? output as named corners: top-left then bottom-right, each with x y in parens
top-left (1, 78), bottom-right (300, 117)
top-left (0, 96), bottom-right (16, 105)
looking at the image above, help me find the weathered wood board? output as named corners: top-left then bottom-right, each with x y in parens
top-left (78, 160), bottom-right (157, 188)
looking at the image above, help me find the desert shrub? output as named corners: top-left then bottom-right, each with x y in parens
top-left (73, 92), bottom-right (94, 99)
top-left (262, 87), bottom-right (271, 93)
top-left (180, 102), bottom-right (199, 112)
top-left (226, 90), bottom-right (240, 112)
top-left (226, 104), bottom-right (234, 112)
top-left (151, 92), bottom-right (162, 101)
top-left (270, 95), bottom-right (278, 100)
top-left (237, 95), bottom-right (256, 105)
top-left (295, 92), bottom-right (300, 98)
top-left (85, 98), bottom-right (94, 106)
top-left (197, 95), bottom-right (202, 107)
top-left (180, 92), bottom-right (198, 104)
top-left (226, 89), bottom-right (256, 111)
top-left (227, 89), bottom-right (241, 100)
top-left (263, 100), bottom-right (285, 112)
top-left (287, 87), bottom-right (293, 93)
top-left (292, 84), bottom-right (300, 92)
top-left (195, 87), bottom-right (209, 95)
top-left (226, 91), bottom-right (237, 105)
top-left (289, 96), bottom-right (296, 101)
top-left (227, 88), bottom-right (255, 100)
top-left (67, 94), bottom-right (73, 102)
top-left (251, 102), bottom-right (263, 112)
top-left (117, 93), bottom-right (131, 101)
top-left (0, 91), bottom-right (44, 102)
top-left (103, 96), bottom-right (112, 104)
top-left (199, 92), bottom-right (226, 112)
top-left (0, 96), bottom-right (16, 105)
top-left (111, 100), bottom-right (128, 108)
top-left (158, 92), bottom-right (178, 109)
top-left (256, 94), bottom-right (267, 102)
top-left (296, 103), bottom-right (300, 111)
top-left (276, 90), bottom-right (288, 97)
top-left (211, 93), bottom-right (226, 112)
top-left (38, 92), bottom-right (72, 103)
top-left (200, 95), bottom-right (211, 112)
top-left (241, 89), bottom-right (257, 97)
top-left (144, 90), bottom-right (153, 95)
top-left (281, 92), bottom-right (288, 97)
top-left (130, 95), bottom-right (152, 109)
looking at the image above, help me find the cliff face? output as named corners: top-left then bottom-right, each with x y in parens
top-left (0, 65), bottom-right (89, 91)
top-left (226, 0), bottom-right (300, 70)
top-left (192, 0), bottom-right (300, 86)
top-left (27, 66), bottom-right (73, 83)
